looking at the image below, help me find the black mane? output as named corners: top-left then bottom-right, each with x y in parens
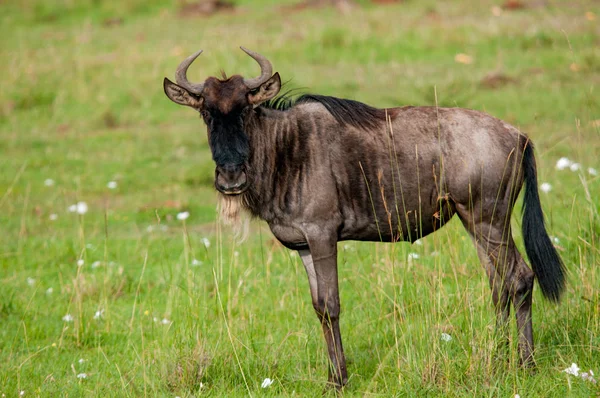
top-left (262, 93), bottom-right (388, 130)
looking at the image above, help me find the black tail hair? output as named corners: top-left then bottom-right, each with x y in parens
top-left (522, 142), bottom-right (566, 302)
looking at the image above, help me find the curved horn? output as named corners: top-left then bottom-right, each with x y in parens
top-left (175, 50), bottom-right (205, 94)
top-left (240, 47), bottom-right (273, 89)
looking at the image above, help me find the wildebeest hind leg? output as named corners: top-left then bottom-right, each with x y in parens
top-left (455, 203), bottom-right (513, 354)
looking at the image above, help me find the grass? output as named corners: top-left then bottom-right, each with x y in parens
top-left (1, 0), bottom-right (599, 396)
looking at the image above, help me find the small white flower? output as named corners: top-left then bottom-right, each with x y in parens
top-left (93, 310), bottom-right (104, 320)
top-left (27, 277), bottom-right (35, 286)
top-left (85, 243), bottom-right (94, 250)
top-left (569, 163), bottom-right (581, 172)
top-left (146, 225), bottom-right (154, 233)
top-left (552, 236), bottom-right (560, 244)
top-left (62, 314), bottom-right (74, 322)
top-left (408, 253), bottom-right (420, 260)
top-left (46, 287), bottom-right (53, 295)
top-left (91, 261), bottom-right (102, 269)
top-left (77, 373), bottom-right (87, 379)
top-left (76, 202), bottom-right (88, 214)
top-left (49, 213), bottom-right (58, 221)
top-left (19, 391), bottom-right (25, 396)
top-left (515, 395), bottom-right (521, 398)
top-left (78, 358), bottom-right (85, 364)
top-left (539, 183), bottom-right (552, 193)
top-left (70, 202), bottom-right (88, 214)
top-left (589, 167), bottom-right (598, 176)
top-left (176, 211), bottom-right (189, 220)
top-left (161, 318), bottom-right (171, 325)
top-left (556, 157), bottom-right (572, 170)
top-left (107, 181), bottom-right (118, 189)
top-left (234, 251), bottom-right (239, 257)
top-left (44, 178), bottom-right (55, 186)
top-left (261, 378), bottom-right (274, 388)
top-left (191, 258), bottom-right (203, 266)
top-left (414, 239), bottom-right (423, 245)
top-left (581, 370), bottom-right (596, 383)
top-left (564, 362), bottom-right (580, 376)
top-left (440, 333), bottom-right (452, 342)
top-left (153, 317), bottom-right (158, 323)
top-left (77, 259), bottom-right (84, 267)
top-left (202, 237), bottom-right (211, 248)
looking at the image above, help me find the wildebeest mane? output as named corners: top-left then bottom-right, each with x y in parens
top-left (262, 93), bottom-right (388, 130)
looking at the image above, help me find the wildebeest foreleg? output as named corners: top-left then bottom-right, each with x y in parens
top-left (303, 241), bottom-right (347, 388)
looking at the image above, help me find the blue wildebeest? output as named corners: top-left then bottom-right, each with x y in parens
top-left (163, 48), bottom-right (565, 388)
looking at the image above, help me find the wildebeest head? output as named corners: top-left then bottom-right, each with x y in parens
top-left (163, 47), bottom-right (281, 195)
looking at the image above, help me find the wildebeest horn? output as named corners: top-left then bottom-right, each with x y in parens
top-left (175, 50), bottom-right (205, 94)
top-left (240, 47), bottom-right (273, 89)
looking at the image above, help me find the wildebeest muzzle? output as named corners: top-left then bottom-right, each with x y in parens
top-left (215, 164), bottom-right (248, 195)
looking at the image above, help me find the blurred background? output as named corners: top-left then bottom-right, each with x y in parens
top-left (1, 0), bottom-right (599, 396)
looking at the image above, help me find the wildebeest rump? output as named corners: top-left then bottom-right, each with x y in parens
top-left (163, 48), bottom-right (566, 388)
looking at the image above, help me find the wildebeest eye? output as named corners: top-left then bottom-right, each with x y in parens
top-left (249, 88), bottom-right (259, 95)
top-left (200, 110), bottom-right (210, 119)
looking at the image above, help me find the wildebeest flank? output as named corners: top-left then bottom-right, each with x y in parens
top-left (163, 48), bottom-right (566, 388)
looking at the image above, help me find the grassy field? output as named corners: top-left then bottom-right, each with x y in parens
top-left (1, 0), bottom-right (599, 396)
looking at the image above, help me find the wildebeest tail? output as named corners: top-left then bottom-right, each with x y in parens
top-left (521, 142), bottom-right (566, 302)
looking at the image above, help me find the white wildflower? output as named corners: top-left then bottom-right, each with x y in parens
top-left (555, 157), bottom-right (572, 170)
top-left (552, 236), bottom-right (560, 244)
top-left (261, 378), bottom-right (274, 388)
top-left (176, 211), bottom-right (189, 220)
top-left (440, 333), bottom-right (452, 342)
top-left (408, 253), bottom-right (420, 260)
top-left (77, 259), bottom-right (84, 267)
top-left (589, 167), bottom-right (598, 176)
top-left (539, 183), bottom-right (552, 193)
top-left (161, 318), bottom-right (171, 325)
top-left (93, 310), bottom-right (104, 320)
top-left (569, 163), bottom-right (581, 172)
top-left (581, 369), bottom-right (597, 384)
top-left (78, 358), bottom-right (85, 364)
top-left (107, 181), bottom-right (118, 189)
top-left (77, 373), bottom-right (87, 379)
top-left (191, 258), bottom-right (203, 266)
top-left (46, 287), bottom-right (53, 295)
top-left (27, 277), bottom-right (35, 286)
top-left (85, 243), bottom-right (94, 250)
top-left (69, 202), bottom-right (88, 214)
top-left (234, 251), bottom-right (239, 257)
top-left (564, 362), bottom-right (580, 376)
top-left (44, 178), bottom-right (55, 186)
top-left (76, 202), bottom-right (88, 214)
top-left (153, 317), bottom-right (158, 322)
top-left (62, 314), bottom-right (74, 322)
top-left (201, 237), bottom-right (211, 248)
top-left (146, 225), bottom-right (154, 233)
top-left (19, 391), bottom-right (25, 396)
top-left (414, 239), bottom-right (423, 245)
top-left (91, 261), bottom-right (102, 269)
top-left (515, 395), bottom-right (520, 398)
top-left (49, 213), bottom-right (58, 221)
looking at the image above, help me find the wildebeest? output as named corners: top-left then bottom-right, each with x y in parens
top-left (163, 47), bottom-right (565, 388)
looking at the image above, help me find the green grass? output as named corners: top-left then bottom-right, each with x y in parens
top-left (1, 0), bottom-right (599, 396)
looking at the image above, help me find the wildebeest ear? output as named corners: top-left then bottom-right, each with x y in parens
top-left (163, 78), bottom-right (203, 108)
top-left (248, 72), bottom-right (281, 106)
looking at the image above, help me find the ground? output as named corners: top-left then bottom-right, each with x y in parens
top-left (0, 0), bottom-right (599, 396)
